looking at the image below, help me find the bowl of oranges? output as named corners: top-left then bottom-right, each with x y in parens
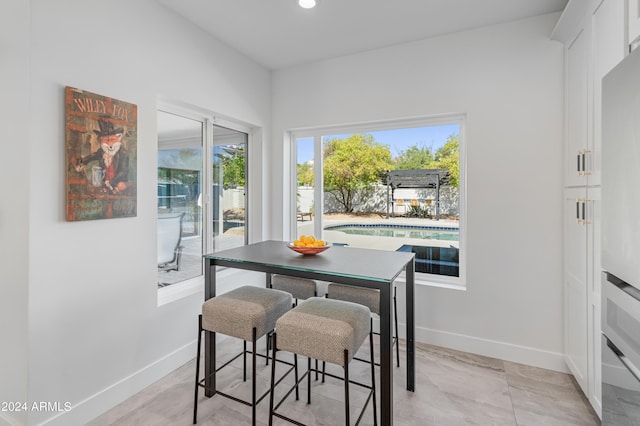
top-left (288, 235), bottom-right (330, 255)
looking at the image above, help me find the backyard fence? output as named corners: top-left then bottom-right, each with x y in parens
top-left (297, 184), bottom-right (459, 217)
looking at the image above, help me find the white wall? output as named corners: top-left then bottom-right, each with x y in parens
top-left (25, 1), bottom-right (271, 424)
top-left (1, 1), bottom-right (30, 425)
top-left (272, 14), bottom-right (565, 370)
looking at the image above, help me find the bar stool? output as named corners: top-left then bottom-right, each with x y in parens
top-left (269, 297), bottom-right (377, 426)
top-left (193, 286), bottom-right (293, 425)
top-left (271, 274), bottom-right (323, 376)
top-left (271, 274), bottom-right (318, 306)
top-left (327, 283), bottom-right (400, 368)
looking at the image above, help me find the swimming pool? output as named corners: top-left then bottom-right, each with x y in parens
top-left (324, 223), bottom-right (459, 241)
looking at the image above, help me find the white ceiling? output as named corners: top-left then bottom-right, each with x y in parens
top-left (157, 0), bottom-right (568, 70)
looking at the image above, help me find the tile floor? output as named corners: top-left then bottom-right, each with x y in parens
top-left (88, 337), bottom-right (600, 426)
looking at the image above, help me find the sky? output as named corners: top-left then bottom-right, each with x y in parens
top-left (296, 123), bottom-right (460, 164)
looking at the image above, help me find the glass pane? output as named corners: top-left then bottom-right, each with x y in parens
top-left (157, 111), bottom-right (203, 287)
top-left (212, 125), bottom-right (247, 251)
top-left (318, 125), bottom-right (461, 278)
top-left (295, 137), bottom-right (314, 239)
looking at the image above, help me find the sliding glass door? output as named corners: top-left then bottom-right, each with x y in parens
top-left (157, 109), bottom-right (249, 289)
top-left (211, 125), bottom-right (248, 252)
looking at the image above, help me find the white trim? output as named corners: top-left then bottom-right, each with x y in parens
top-left (397, 323), bottom-right (569, 373)
top-left (289, 113), bottom-right (465, 139)
top-left (313, 135), bottom-right (323, 239)
top-left (157, 275), bottom-right (202, 306)
top-left (0, 412), bottom-right (24, 426)
top-left (288, 113), bottom-right (467, 288)
top-left (40, 340), bottom-right (196, 426)
top-left (155, 97), bottom-right (259, 304)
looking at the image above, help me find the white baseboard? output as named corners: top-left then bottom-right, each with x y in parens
top-left (39, 340), bottom-right (197, 426)
top-left (0, 412), bottom-right (24, 426)
top-left (410, 324), bottom-right (568, 373)
top-left (37, 320), bottom-right (566, 425)
top-left (378, 319), bottom-right (568, 374)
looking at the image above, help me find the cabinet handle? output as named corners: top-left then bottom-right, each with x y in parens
top-left (576, 199), bottom-right (582, 224)
top-left (576, 151), bottom-right (582, 176)
top-left (577, 152), bottom-right (582, 175)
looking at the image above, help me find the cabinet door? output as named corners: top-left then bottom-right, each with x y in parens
top-left (630, 0), bottom-right (640, 47)
top-left (591, 0), bottom-right (625, 187)
top-left (566, 30), bottom-right (589, 187)
top-left (564, 187), bottom-right (588, 394)
top-left (586, 186), bottom-right (602, 416)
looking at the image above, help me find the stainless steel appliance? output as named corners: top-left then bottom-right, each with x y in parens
top-left (601, 273), bottom-right (640, 424)
top-left (601, 46), bottom-right (640, 424)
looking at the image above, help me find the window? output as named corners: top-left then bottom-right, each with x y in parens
top-left (157, 107), bottom-right (248, 290)
top-left (291, 115), bottom-right (466, 288)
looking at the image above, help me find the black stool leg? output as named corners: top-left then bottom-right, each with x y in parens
top-left (252, 328), bottom-right (257, 426)
top-left (268, 333), bottom-right (278, 426)
top-left (193, 315), bottom-right (202, 424)
top-left (344, 349), bottom-right (350, 426)
top-left (243, 340), bottom-right (247, 382)
top-left (369, 327), bottom-right (378, 426)
top-left (315, 358), bottom-right (319, 380)
top-left (307, 357), bottom-right (312, 404)
top-left (294, 353), bottom-right (300, 401)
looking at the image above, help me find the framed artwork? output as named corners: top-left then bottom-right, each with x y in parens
top-left (65, 86), bottom-right (137, 221)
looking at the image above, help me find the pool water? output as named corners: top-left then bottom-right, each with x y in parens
top-left (325, 223), bottom-right (459, 241)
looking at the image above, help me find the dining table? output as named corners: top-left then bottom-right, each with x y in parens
top-left (203, 240), bottom-right (415, 426)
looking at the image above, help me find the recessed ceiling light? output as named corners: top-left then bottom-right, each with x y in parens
top-left (298, 0), bottom-right (317, 9)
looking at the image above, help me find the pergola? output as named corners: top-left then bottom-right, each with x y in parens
top-left (384, 169), bottom-right (449, 220)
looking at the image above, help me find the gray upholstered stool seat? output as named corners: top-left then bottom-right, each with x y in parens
top-left (202, 285), bottom-right (292, 340)
top-left (193, 286), bottom-right (293, 426)
top-left (269, 297), bottom-right (377, 426)
top-left (327, 283), bottom-right (400, 368)
top-left (271, 274), bottom-right (317, 303)
top-left (276, 297), bottom-right (370, 366)
top-left (327, 284), bottom-right (380, 314)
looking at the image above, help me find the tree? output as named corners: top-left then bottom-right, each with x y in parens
top-left (214, 145), bottom-right (245, 188)
top-left (394, 144), bottom-right (434, 170)
top-left (323, 134), bottom-right (392, 212)
top-left (392, 135), bottom-right (458, 187)
top-left (296, 161), bottom-right (314, 187)
top-left (431, 134), bottom-right (459, 187)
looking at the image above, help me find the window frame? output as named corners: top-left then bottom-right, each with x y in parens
top-left (288, 114), bottom-right (467, 289)
top-left (156, 100), bottom-right (254, 305)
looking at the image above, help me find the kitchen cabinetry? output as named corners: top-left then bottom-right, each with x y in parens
top-left (553, 0), bottom-right (624, 417)
top-left (563, 187), bottom-right (601, 404)
top-left (630, 0), bottom-right (640, 47)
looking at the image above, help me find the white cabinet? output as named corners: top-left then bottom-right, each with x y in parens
top-left (563, 186), bottom-right (601, 413)
top-left (564, 0), bottom-right (624, 189)
top-left (630, 0), bottom-right (640, 47)
top-left (554, 0), bottom-right (624, 418)
top-left (564, 187), bottom-right (589, 393)
top-left (565, 29), bottom-right (589, 188)
top-left (586, 187), bottom-right (601, 413)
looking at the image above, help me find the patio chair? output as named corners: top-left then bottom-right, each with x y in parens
top-left (297, 210), bottom-right (312, 222)
top-left (157, 212), bottom-right (185, 272)
top-left (395, 198), bottom-right (407, 215)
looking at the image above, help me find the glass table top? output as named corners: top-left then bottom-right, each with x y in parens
top-left (204, 240), bottom-right (415, 283)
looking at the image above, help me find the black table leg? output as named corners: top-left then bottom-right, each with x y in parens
top-left (379, 282), bottom-right (394, 426)
top-left (204, 260), bottom-right (217, 397)
top-left (405, 259), bottom-right (415, 392)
